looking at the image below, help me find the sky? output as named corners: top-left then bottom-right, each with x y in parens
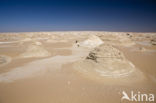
top-left (0, 0), bottom-right (156, 32)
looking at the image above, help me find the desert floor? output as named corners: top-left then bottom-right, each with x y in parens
top-left (0, 31), bottom-right (156, 103)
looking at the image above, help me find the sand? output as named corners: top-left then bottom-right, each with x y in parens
top-left (0, 31), bottom-right (156, 103)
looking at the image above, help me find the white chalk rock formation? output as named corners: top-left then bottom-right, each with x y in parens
top-left (0, 55), bottom-right (12, 67)
top-left (74, 44), bottom-right (144, 83)
top-left (34, 41), bottom-right (42, 46)
top-left (80, 35), bottom-right (103, 48)
top-left (118, 36), bottom-right (135, 47)
top-left (19, 45), bottom-right (50, 58)
top-left (22, 38), bottom-right (32, 42)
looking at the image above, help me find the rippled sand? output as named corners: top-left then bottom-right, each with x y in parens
top-left (0, 31), bottom-right (156, 103)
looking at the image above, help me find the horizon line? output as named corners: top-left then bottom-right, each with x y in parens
top-left (0, 30), bottom-right (156, 33)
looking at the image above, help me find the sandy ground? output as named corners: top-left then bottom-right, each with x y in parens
top-left (0, 31), bottom-right (156, 103)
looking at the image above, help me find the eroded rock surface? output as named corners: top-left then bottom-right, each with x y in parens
top-left (74, 44), bottom-right (145, 83)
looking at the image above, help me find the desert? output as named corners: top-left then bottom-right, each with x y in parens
top-left (0, 31), bottom-right (156, 103)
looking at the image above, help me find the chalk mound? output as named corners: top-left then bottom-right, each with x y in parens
top-left (46, 39), bottom-right (67, 43)
top-left (118, 36), bottom-right (135, 47)
top-left (34, 41), bottom-right (42, 46)
top-left (80, 35), bottom-right (103, 48)
top-left (46, 39), bottom-right (55, 43)
top-left (139, 47), bottom-right (147, 52)
top-left (151, 39), bottom-right (156, 45)
top-left (19, 45), bottom-right (51, 58)
top-left (74, 44), bottom-right (144, 82)
top-left (0, 55), bottom-right (12, 67)
top-left (22, 38), bottom-right (32, 42)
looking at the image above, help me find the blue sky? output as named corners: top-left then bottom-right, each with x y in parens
top-left (0, 0), bottom-right (156, 32)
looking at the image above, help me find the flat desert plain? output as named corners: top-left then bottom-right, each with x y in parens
top-left (0, 31), bottom-right (156, 103)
